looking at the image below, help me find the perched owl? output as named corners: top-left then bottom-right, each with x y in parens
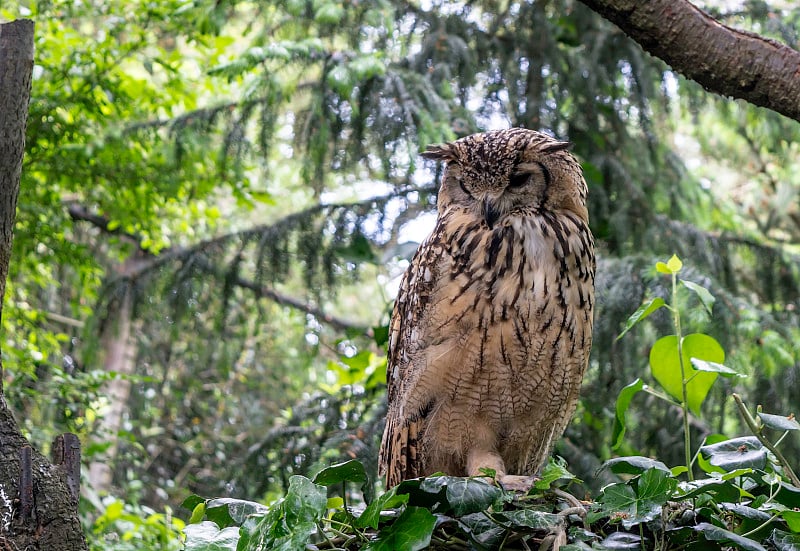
top-left (379, 128), bottom-right (595, 490)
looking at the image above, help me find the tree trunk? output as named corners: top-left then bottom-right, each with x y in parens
top-left (89, 280), bottom-right (137, 493)
top-left (580, 0), bottom-right (800, 123)
top-left (0, 19), bottom-right (88, 550)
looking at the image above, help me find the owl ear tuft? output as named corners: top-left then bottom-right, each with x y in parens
top-left (420, 143), bottom-right (455, 161)
top-left (541, 140), bottom-right (572, 154)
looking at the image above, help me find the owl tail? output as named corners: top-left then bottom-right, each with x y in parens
top-left (379, 411), bottom-right (424, 488)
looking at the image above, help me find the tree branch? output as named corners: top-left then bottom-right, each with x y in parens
top-left (579, 0), bottom-right (800, 122)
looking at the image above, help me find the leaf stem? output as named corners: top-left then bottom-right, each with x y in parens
top-left (740, 513), bottom-right (780, 538)
top-left (732, 393), bottom-right (800, 488)
top-left (672, 271), bottom-right (694, 481)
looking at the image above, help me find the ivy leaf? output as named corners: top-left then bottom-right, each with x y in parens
top-left (237, 476), bottom-right (327, 551)
top-left (758, 412), bottom-right (800, 432)
top-left (699, 437), bottom-right (766, 471)
top-left (419, 476), bottom-right (501, 516)
top-left (694, 522), bottom-right (767, 550)
top-left (495, 509), bottom-right (561, 530)
top-left (598, 468), bottom-right (676, 528)
top-left (601, 456), bottom-right (671, 476)
top-left (458, 512), bottom-right (506, 548)
top-left (617, 298), bottom-right (666, 340)
top-left (721, 503), bottom-right (773, 535)
top-left (680, 279), bottom-right (715, 314)
top-left (354, 488), bottom-right (409, 530)
top-left (205, 498), bottom-right (267, 527)
top-left (313, 459), bottom-right (368, 487)
top-left (597, 531), bottom-right (644, 549)
top-left (612, 378), bottom-right (645, 449)
top-left (363, 506), bottom-right (436, 551)
top-left (534, 457), bottom-right (577, 490)
top-left (650, 333), bottom-right (724, 415)
top-left (183, 521), bottom-right (240, 550)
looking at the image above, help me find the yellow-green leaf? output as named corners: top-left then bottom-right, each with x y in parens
top-left (649, 334), bottom-right (724, 415)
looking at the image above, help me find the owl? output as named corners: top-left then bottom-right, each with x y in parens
top-left (379, 128), bottom-right (595, 490)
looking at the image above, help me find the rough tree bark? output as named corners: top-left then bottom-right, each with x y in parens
top-left (580, 0), bottom-right (800, 123)
top-left (0, 19), bottom-right (88, 550)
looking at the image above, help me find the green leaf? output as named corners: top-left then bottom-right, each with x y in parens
top-left (419, 476), bottom-right (501, 516)
top-left (649, 333), bottom-right (724, 415)
top-left (758, 412), bottom-right (800, 432)
top-left (534, 457), bottom-right (577, 489)
top-left (780, 510), bottom-right (800, 533)
top-left (183, 521), bottom-right (240, 550)
top-left (239, 476), bottom-right (327, 551)
top-left (372, 324), bottom-right (389, 347)
top-left (617, 298), bottom-right (666, 340)
top-left (675, 477), bottom-right (747, 502)
top-left (598, 468), bottom-right (676, 529)
top-left (722, 502), bottom-right (771, 521)
top-left (601, 456), bottom-right (671, 476)
top-left (354, 488), bottom-right (409, 530)
top-left (681, 279), bottom-right (716, 314)
top-left (205, 498), bottom-right (267, 527)
top-left (774, 482), bottom-right (800, 509)
top-left (458, 512), bottom-right (506, 548)
top-left (612, 378), bottom-right (644, 449)
top-left (190, 502), bottom-right (206, 524)
top-left (656, 255), bottom-right (683, 275)
top-left (496, 509), bottom-right (561, 530)
top-left (313, 459), bottom-right (368, 487)
top-left (690, 358), bottom-right (743, 377)
top-left (699, 437), bottom-right (766, 471)
top-left (182, 494), bottom-right (206, 513)
top-left (667, 254), bottom-right (683, 273)
top-left (597, 532), bottom-right (643, 549)
top-left (694, 522), bottom-right (767, 550)
top-left (363, 506), bottom-right (436, 551)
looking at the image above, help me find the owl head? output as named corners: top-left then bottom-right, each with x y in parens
top-left (421, 128), bottom-right (589, 228)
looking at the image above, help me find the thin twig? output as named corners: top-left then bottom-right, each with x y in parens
top-left (732, 393), bottom-right (800, 487)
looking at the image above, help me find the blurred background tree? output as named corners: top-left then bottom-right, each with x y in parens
top-left (1, 0), bottom-right (799, 547)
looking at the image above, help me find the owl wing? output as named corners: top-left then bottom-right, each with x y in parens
top-left (379, 226), bottom-right (444, 487)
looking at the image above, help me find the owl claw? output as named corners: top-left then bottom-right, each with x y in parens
top-left (498, 474), bottom-right (538, 493)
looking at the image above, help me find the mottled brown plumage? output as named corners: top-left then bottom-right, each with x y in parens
top-left (379, 128), bottom-right (595, 490)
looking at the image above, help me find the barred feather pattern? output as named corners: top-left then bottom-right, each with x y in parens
top-left (379, 128), bottom-right (595, 488)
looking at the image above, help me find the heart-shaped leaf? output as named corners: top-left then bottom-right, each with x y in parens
top-left (650, 333), bottom-right (724, 414)
top-left (363, 506), bottom-right (436, 551)
top-left (699, 437), bottom-right (766, 472)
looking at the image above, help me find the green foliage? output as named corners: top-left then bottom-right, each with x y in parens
top-left (182, 458), bottom-right (582, 550)
top-left (3, 1), bottom-right (800, 549)
top-left (88, 499), bottom-right (184, 551)
top-left (615, 255), bottom-right (745, 476)
top-left (597, 256), bottom-right (800, 549)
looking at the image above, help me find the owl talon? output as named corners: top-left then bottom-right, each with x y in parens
top-left (498, 474), bottom-right (538, 493)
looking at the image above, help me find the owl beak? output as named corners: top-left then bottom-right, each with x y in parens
top-left (483, 197), bottom-right (502, 229)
